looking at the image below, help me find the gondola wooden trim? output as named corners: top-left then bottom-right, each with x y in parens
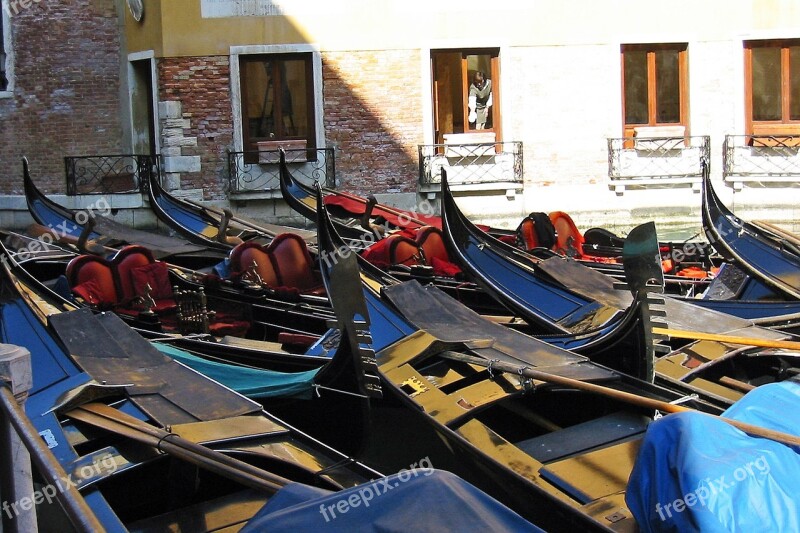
top-left (438, 351), bottom-right (800, 448)
top-left (653, 327), bottom-right (800, 351)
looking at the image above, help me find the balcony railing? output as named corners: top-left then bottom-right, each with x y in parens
top-left (723, 135), bottom-right (800, 189)
top-left (418, 141), bottom-right (523, 189)
top-left (607, 135), bottom-right (710, 194)
top-left (227, 148), bottom-right (336, 193)
top-left (64, 154), bottom-right (158, 195)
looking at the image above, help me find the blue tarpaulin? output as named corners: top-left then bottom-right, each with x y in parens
top-left (242, 470), bottom-right (543, 532)
top-left (626, 380), bottom-right (800, 532)
top-left (153, 342), bottom-right (318, 399)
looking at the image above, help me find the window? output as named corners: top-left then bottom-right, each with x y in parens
top-left (621, 44), bottom-right (689, 137)
top-left (431, 50), bottom-right (501, 144)
top-left (239, 53), bottom-right (315, 153)
top-left (745, 40), bottom-right (800, 135)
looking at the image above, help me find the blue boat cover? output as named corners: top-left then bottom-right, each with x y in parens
top-left (627, 381), bottom-right (800, 532)
top-left (153, 343), bottom-right (318, 399)
top-left (242, 469), bottom-right (543, 532)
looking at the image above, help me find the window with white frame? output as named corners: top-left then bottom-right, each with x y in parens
top-left (239, 53), bottom-right (316, 153)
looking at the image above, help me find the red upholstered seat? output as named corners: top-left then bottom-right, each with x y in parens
top-left (112, 245), bottom-right (157, 302)
top-left (270, 234), bottom-right (321, 293)
top-left (230, 241), bottom-right (280, 287)
top-left (387, 234), bottom-right (423, 266)
top-left (414, 226), bottom-right (450, 263)
top-left (228, 234), bottom-right (324, 295)
top-left (549, 211), bottom-right (585, 258)
top-left (517, 218), bottom-right (539, 250)
top-left (66, 255), bottom-right (118, 306)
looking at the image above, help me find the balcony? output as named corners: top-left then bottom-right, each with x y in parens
top-left (723, 135), bottom-right (800, 190)
top-left (418, 139), bottom-right (523, 197)
top-left (607, 133), bottom-right (710, 195)
top-left (227, 147), bottom-right (336, 197)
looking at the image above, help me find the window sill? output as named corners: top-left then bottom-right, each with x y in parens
top-left (0, 90), bottom-right (13, 99)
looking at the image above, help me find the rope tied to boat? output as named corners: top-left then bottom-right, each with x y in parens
top-left (156, 431), bottom-right (181, 454)
top-left (517, 367), bottom-right (535, 393)
top-left (487, 359), bottom-right (501, 379)
top-left (313, 384), bottom-right (370, 399)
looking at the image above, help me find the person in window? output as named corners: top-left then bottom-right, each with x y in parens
top-left (468, 71), bottom-right (492, 130)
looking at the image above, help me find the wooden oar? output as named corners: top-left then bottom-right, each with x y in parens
top-left (438, 351), bottom-right (800, 448)
top-left (67, 403), bottom-right (290, 493)
top-left (653, 327), bottom-right (800, 351)
top-left (752, 220), bottom-right (800, 248)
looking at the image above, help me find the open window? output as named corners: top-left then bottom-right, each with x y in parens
top-left (431, 49), bottom-right (501, 145)
top-left (745, 39), bottom-right (800, 137)
top-left (239, 53), bottom-right (316, 161)
top-left (621, 44), bottom-right (689, 140)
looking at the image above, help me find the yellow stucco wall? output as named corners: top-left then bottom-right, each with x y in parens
top-left (125, 0), bottom-right (800, 58)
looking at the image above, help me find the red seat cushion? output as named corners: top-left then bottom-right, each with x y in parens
top-left (415, 226), bottom-right (450, 263)
top-left (387, 235), bottom-right (423, 266)
top-left (66, 255), bottom-right (119, 305)
top-left (270, 234), bottom-right (321, 292)
top-left (233, 243), bottom-right (280, 286)
top-left (131, 262), bottom-right (173, 300)
top-left (518, 219), bottom-right (539, 250)
top-left (130, 262), bottom-right (177, 313)
top-left (71, 280), bottom-right (106, 306)
top-left (430, 256), bottom-right (462, 277)
top-left (549, 211), bottom-right (585, 258)
top-left (112, 245), bottom-right (157, 301)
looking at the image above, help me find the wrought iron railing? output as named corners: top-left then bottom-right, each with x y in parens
top-left (64, 154), bottom-right (158, 195)
top-left (227, 148), bottom-right (336, 193)
top-left (608, 136), bottom-right (710, 181)
top-left (723, 135), bottom-right (800, 179)
top-left (418, 141), bottom-right (523, 186)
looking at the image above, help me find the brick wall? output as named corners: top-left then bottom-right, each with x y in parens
top-left (0, 0), bottom-right (123, 194)
top-left (322, 50), bottom-right (422, 194)
top-left (158, 56), bottom-right (233, 200)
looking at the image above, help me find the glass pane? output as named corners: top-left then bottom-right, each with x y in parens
top-left (282, 59), bottom-right (308, 138)
top-left (751, 46), bottom-right (782, 121)
top-left (466, 54), bottom-right (493, 130)
top-left (656, 49), bottom-right (680, 123)
top-left (624, 50), bottom-right (648, 124)
top-left (242, 59), bottom-right (309, 140)
top-left (243, 60), bottom-right (273, 139)
top-left (791, 46), bottom-right (800, 120)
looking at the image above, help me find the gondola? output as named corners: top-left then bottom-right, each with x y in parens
top-left (0, 232), bottom-right (338, 373)
top-left (146, 168), bottom-right (316, 250)
top-left (0, 249), bottom-right (387, 531)
top-left (280, 155), bottom-right (715, 301)
top-left (23, 157), bottom-right (232, 273)
top-left (278, 150), bottom-right (447, 242)
top-left (701, 160), bottom-right (800, 299)
top-left (441, 168), bottom-right (800, 333)
top-left (270, 187), bottom-right (743, 531)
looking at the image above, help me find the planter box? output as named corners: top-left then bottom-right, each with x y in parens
top-left (257, 140), bottom-right (308, 164)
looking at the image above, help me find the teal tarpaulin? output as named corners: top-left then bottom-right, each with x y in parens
top-left (153, 342), bottom-right (319, 399)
